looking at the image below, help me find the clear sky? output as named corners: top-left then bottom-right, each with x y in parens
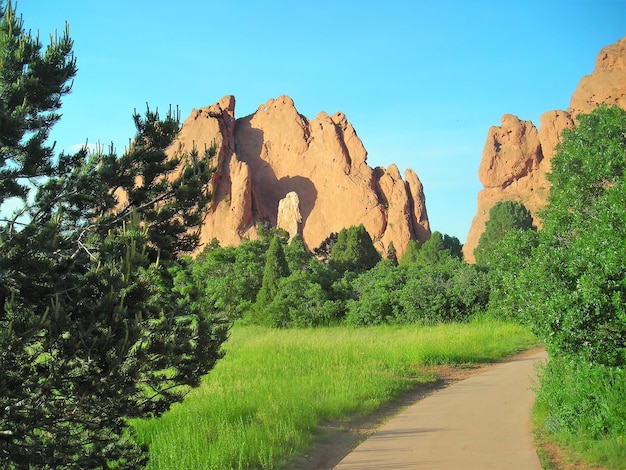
top-left (15, 1), bottom-right (625, 242)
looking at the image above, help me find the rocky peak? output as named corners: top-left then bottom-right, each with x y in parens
top-left (570, 37), bottom-right (626, 115)
top-left (170, 95), bottom-right (431, 259)
top-left (464, 37), bottom-right (626, 263)
top-left (478, 114), bottom-right (542, 190)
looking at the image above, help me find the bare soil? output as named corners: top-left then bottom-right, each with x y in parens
top-left (289, 347), bottom-right (546, 470)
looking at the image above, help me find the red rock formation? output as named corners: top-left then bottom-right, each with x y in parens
top-left (464, 37), bottom-right (626, 263)
top-left (570, 37), bottom-right (626, 115)
top-left (277, 191), bottom-right (302, 240)
top-left (169, 95), bottom-right (430, 258)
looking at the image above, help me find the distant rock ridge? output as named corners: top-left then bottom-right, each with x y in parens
top-left (463, 36), bottom-right (626, 263)
top-left (168, 95), bottom-right (430, 258)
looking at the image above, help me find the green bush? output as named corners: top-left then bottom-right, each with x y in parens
top-left (397, 257), bottom-right (488, 324)
top-left (346, 255), bottom-right (489, 326)
top-left (345, 259), bottom-right (405, 325)
top-left (520, 105), bottom-right (626, 366)
top-left (264, 271), bottom-right (342, 328)
top-left (535, 356), bottom-right (626, 467)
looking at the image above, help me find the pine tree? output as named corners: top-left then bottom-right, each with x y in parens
top-left (329, 224), bottom-right (381, 274)
top-left (400, 232), bottom-right (459, 266)
top-left (474, 201), bottom-right (535, 266)
top-left (285, 234), bottom-right (311, 272)
top-left (442, 234), bottom-right (463, 259)
top-left (312, 232), bottom-right (338, 263)
top-left (255, 235), bottom-right (290, 313)
top-left (416, 231), bottom-right (446, 264)
top-left (386, 241), bottom-right (398, 267)
top-left (0, 4), bottom-right (228, 468)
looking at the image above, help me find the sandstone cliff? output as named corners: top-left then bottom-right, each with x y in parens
top-left (169, 95), bottom-right (430, 258)
top-left (464, 36), bottom-right (626, 263)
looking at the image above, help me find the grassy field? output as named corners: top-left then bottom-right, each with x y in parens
top-left (132, 318), bottom-right (538, 469)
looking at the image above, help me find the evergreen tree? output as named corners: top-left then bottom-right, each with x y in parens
top-left (442, 234), bottom-right (463, 259)
top-left (0, 5), bottom-right (228, 468)
top-left (386, 241), bottom-right (398, 267)
top-left (416, 231), bottom-right (447, 264)
top-left (399, 239), bottom-right (422, 266)
top-left (400, 232), bottom-right (462, 266)
top-left (312, 231), bottom-right (338, 263)
top-left (255, 235), bottom-right (290, 314)
top-left (284, 234), bottom-right (311, 273)
top-left (329, 224), bottom-right (381, 274)
top-left (474, 201), bottom-right (535, 266)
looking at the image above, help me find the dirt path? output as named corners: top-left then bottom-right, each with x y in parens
top-left (291, 348), bottom-right (546, 469)
top-left (330, 349), bottom-right (548, 469)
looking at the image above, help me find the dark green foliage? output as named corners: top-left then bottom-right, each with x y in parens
top-left (264, 270), bottom-right (343, 328)
top-left (329, 224), bottom-right (381, 274)
top-left (347, 254), bottom-right (489, 326)
top-left (442, 234), bottom-right (463, 260)
top-left (386, 241), bottom-right (399, 266)
top-left (178, 239), bottom-right (267, 322)
top-left (399, 239), bottom-right (422, 266)
top-left (312, 232), bottom-right (337, 262)
top-left (397, 257), bottom-right (489, 324)
top-left (401, 231), bottom-right (460, 266)
top-left (184, 235), bottom-right (347, 328)
top-left (521, 105), bottom-right (626, 367)
top-left (285, 234), bottom-right (312, 273)
top-left (0, 2), bottom-right (76, 203)
top-left (254, 235), bottom-right (290, 318)
top-left (248, 235), bottom-right (345, 327)
top-left (231, 239), bottom-right (270, 311)
top-left (474, 201), bottom-right (535, 266)
top-left (416, 231), bottom-right (447, 264)
top-left (307, 256), bottom-right (341, 296)
top-left (345, 259), bottom-right (406, 325)
top-left (0, 5), bottom-right (228, 468)
top-left (177, 227), bottom-right (486, 331)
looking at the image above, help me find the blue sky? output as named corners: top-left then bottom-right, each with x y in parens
top-left (16, 1), bottom-right (625, 242)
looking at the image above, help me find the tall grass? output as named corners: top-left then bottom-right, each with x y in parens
top-left (533, 356), bottom-right (626, 470)
top-left (133, 318), bottom-right (537, 469)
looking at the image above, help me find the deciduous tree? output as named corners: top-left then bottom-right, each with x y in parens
top-left (521, 105), bottom-right (626, 366)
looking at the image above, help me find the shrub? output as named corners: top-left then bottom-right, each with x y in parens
top-left (535, 356), bottom-right (626, 441)
top-left (345, 259), bottom-right (406, 325)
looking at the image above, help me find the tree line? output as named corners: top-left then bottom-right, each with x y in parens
top-left (175, 225), bottom-right (480, 329)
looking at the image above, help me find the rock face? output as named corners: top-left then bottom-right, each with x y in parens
top-left (277, 192), bottom-right (302, 241)
top-left (464, 37), bottom-right (626, 263)
top-left (169, 95), bottom-right (430, 258)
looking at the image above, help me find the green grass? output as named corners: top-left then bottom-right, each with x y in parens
top-left (132, 318), bottom-right (537, 469)
top-left (533, 356), bottom-right (626, 470)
